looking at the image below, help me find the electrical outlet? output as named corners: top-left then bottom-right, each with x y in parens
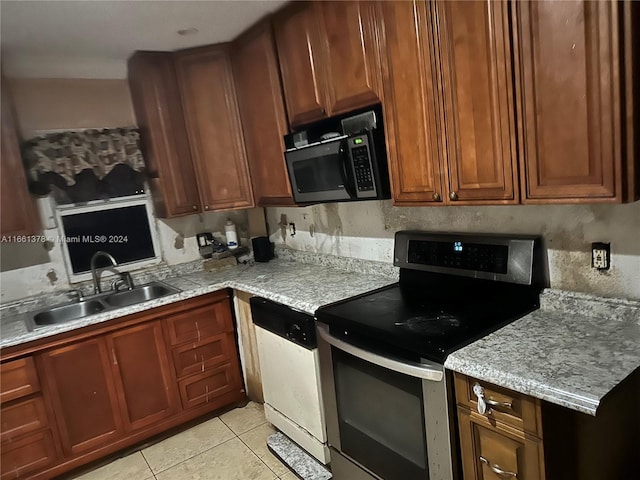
top-left (591, 242), bottom-right (610, 270)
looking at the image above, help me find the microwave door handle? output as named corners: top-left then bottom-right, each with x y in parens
top-left (338, 140), bottom-right (357, 199)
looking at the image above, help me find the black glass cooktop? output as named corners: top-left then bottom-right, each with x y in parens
top-left (317, 276), bottom-right (540, 364)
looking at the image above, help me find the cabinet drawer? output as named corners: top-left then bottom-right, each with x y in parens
top-left (0, 357), bottom-right (40, 404)
top-left (454, 373), bottom-right (541, 436)
top-left (166, 300), bottom-right (232, 346)
top-left (0, 396), bottom-right (49, 442)
top-left (178, 363), bottom-right (238, 410)
top-left (458, 406), bottom-right (545, 480)
top-left (172, 334), bottom-right (231, 379)
top-left (0, 429), bottom-right (57, 480)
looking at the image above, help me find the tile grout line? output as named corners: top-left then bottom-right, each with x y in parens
top-left (236, 432), bottom-right (281, 478)
top-left (144, 434), bottom-right (239, 476)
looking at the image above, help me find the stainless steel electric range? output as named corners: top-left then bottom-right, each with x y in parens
top-left (316, 231), bottom-right (546, 480)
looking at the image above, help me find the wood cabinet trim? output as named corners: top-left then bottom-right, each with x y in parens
top-left (0, 356), bottom-right (40, 403)
top-left (0, 395), bottom-right (49, 442)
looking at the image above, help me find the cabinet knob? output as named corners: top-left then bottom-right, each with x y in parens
top-left (192, 205), bottom-right (197, 210)
top-left (449, 191), bottom-right (458, 201)
top-left (204, 205), bottom-right (209, 210)
top-left (432, 192), bottom-right (441, 202)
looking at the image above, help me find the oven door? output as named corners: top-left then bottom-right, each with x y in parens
top-left (316, 322), bottom-right (456, 480)
top-left (285, 136), bottom-right (355, 204)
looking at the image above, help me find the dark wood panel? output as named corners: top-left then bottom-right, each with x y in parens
top-left (175, 44), bottom-right (254, 211)
top-left (437, 1), bottom-right (518, 203)
top-left (0, 396), bottom-right (49, 442)
top-left (320, 1), bottom-right (383, 115)
top-left (0, 357), bottom-right (40, 404)
top-left (0, 81), bottom-right (40, 237)
top-left (232, 21), bottom-right (294, 206)
top-left (178, 363), bottom-right (242, 410)
top-left (108, 321), bottom-right (178, 432)
top-left (39, 338), bottom-right (123, 456)
top-left (0, 429), bottom-right (57, 480)
top-left (172, 334), bottom-right (231, 379)
top-left (127, 52), bottom-right (201, 217)
top-left (515, 0), bottom-right (621, 201)
top-left (273, 2), bottom-right (328, 126)
top-left (381, 0), bottom-right (444, 204)
top-left (166, 298), bottom-right (233, 346)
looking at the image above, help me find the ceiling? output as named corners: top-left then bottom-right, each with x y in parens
top-left (1, 0), bottom-right (286, 79)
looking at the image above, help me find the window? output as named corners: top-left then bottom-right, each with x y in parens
top-left (56, 195), bottom-right (161, 282)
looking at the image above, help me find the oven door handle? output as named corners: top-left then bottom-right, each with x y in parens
top-left (317, 324), bottom-right (444, 381)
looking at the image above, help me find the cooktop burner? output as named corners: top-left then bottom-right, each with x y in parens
top-left (316, 232), bottom-right (545, 364)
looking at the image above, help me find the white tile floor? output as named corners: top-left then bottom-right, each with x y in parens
top-left (72, 402), bottom-right (296, 480)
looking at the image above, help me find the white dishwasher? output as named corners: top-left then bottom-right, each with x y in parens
top-left (250, 297), bottom-right (329, 464)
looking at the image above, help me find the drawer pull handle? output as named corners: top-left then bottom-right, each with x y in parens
top-left (195, 321), bottom-right (201, 342)
top-left (111, 348), bottom-right (118, 366)
top-left (473, 383), bottom-right (512, 415)
top-left (479, 456), bottom-right (517, 478)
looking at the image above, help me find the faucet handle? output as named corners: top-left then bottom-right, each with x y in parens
top-left (66, 289), bottom-right (84, 302)
top-left (113, 272), bottom-right (134, 292)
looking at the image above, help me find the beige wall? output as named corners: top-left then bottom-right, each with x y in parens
top-left (7, 77), bottom-right (135, 139)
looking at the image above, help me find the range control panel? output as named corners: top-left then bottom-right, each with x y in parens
top-left (407, 240), bottom-right (509, 274)
top-left (349, 136), bottom-right (375, 194)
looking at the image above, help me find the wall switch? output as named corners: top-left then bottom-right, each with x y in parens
top-left (591, 242), bottom-right (610, 270)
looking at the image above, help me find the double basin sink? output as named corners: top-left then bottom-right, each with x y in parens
top-left (27, 282), bottom-right (181, 331)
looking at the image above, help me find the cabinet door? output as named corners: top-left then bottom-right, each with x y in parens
top-left (514, 1), bottom-right (622, 202)
top-left (381, 0), bottom-right (444, 204)
top-left (107, 321), bottom-right (178, 432)
top-left (128, 52), bottom-right (201, 217)
top-left (39, 338), bottom-right (123, 456)
top-left (232, 21), bottom-right (294, 206)
top-left (458, 408), bottom-right (544, 480)
top-left (0, 82), bottom-right (39, 237)
top-left (437, 1), bottom-right (518, 204)
top-left (319, 1), bottom-right (383, 116)
top-left (0, 429), bottom-right (57, 480)
top-left (175, 45), bottom-right (254, 211)
top-left (273, 2), bottom-right (329, 127)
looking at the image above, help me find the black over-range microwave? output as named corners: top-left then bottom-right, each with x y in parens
top-left (284, 108), bottom-right (391, 204)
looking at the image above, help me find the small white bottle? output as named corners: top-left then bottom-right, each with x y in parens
top-left (225, 219), bottom-right (238, 249)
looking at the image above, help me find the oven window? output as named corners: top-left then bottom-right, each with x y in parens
top-left (333, 348), bottom-right (428, 480)
top-left (292, 155), bottom-right (344, 193)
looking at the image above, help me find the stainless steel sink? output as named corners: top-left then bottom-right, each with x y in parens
top-left (104, 283), bottom-right (180, 308)
top-left (26, 281), bottom-right (181, 331)
top-left (32, 300), bottom-right (106, 327)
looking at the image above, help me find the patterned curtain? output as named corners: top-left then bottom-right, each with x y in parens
top-left (22, 127), bottom-right (145, 186)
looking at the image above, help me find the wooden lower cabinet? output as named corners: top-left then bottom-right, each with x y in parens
top-left (458, 408), bottom-right (544, 480)
top-left (40, 338), bottom-right (124, 456)
top-left (455, 372), bottom-right (640, 480)
top-left (0, 291), bottom-right (245, 479)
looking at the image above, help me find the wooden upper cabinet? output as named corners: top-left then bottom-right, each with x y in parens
top-left (513, 0), bottom-right (629, 202)
top-left (175, 45), bottom-right (254, 211)
top-left (273, 1), bottom-right (384, 127)
top-left (273, 2), bottom-right (328, 127)
top-left (1, 82), bottom-right (40, 236)
top-left (318, 1), bottom-right (384, 116)
top-left (382, 0), bottom-right (518, 206)
top-left (107, 321), bottom-right (178, 432)
top-left (39, 338), bottom-right (123, 456)
top-left (437, 1), bottom-right (518, 204)
top-left (381, 0), bottom-right (444, 204)
top-left (128, 52), bottom-right (201, 218)
top-left (232, 21), bottom-right (294, 206)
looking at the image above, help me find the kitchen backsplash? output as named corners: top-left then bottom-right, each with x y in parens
top-left (266, 200), bottom-right (640, 300)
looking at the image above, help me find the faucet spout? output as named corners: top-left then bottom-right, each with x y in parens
top-left (90, 251), bottom-right (118, 294)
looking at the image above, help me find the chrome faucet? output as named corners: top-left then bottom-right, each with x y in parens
top-left (90, 251), bottom-right (118, 294)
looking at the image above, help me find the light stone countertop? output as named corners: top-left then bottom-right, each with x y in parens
top-left (444, 289), bottom-right (640, 416)
top-left (0, 258), bottom-right (397, 350)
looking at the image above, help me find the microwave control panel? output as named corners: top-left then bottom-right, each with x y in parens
top-left (349, 136), bottom-right (376, 197)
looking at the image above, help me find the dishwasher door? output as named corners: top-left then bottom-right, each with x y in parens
top-left (250, 297), bottom-right (328, 463)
